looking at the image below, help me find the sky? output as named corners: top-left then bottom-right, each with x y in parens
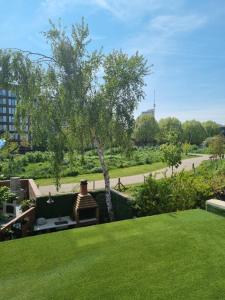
top-left (0, 0), bottom-right (225, 124)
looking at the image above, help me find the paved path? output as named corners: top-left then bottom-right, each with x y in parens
top-left (39, 155), bottom-right (209, 196)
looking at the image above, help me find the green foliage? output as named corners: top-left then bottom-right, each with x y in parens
top-left (23, 151), bottom-right (50, 163)
top-left (0, 186), bottom-right (16, 204)
top-left (132, 172), bottom-right (213, 217)
top-left (158, 117), bottom-right (183, 144)
top-left (0, 134), bottom-right (20, 178)
top-left (0, 147), bottom-right (164, 180)
top-left (182, 142), bottom-right (191, 155)
top-left (132, 159), bottom-right (225, 217)
top-left (160, 143), bottom-right (182, 173)
top-left (133, 115), bottom-right (159, 146)
top-left (202, 120), bottom-right (220, 137)
top-left (208, 134), bottom-right (225, 159)
top-left (182, 120), bottom-right (207, 145)
top-left (20, 199), bottom-right (35, 212)
top-left (197, 159), bottom-right (225, 198)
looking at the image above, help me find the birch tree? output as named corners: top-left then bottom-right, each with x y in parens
top-left (0, 20), bottom-right (149, 220)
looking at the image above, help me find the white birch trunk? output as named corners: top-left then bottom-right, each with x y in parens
top-left (93, 135), bottom-right (114, 221)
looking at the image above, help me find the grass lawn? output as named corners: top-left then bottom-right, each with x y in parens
top-left (35, 161), bottom-right (166, 186)
top-left (1, 209), bottom-right (225, 299)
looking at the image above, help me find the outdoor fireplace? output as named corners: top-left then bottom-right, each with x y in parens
top-left (74, 180), bottom-right (99, 226)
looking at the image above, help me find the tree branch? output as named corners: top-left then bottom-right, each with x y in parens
top-left (5, 48), bottom-right (57, 63)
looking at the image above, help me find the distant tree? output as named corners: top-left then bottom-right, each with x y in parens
top-left (160, 143), bottom-right (182, 174)
top-left (133, 115), bottom-right (159, 146)
top-left (158, 117), bottom-right (183, 144)
top-left (209, 134), bottom-right (225, 159)
top-left (202, 120), bottom-right (220, 137)
top-left (182, 142), bottom-right (191, 155)
top-left (182, 120), bottom-right (206, 145)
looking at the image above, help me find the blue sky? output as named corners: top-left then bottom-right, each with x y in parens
top-left (0, 0), bottom-right (225, 124)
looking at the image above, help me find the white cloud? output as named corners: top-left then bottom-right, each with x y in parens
top-left (124, 13), bottom-right (207, 58)
top-left (41, 0), bottom-right (182, 20)
top-left (93, 0), bottom-right (172, 20)
top-left (150, 14), bottom-right (207, 35)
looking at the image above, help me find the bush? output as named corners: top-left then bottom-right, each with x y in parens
top-left (20, 199), bottom-right (35, 212)
top-left (145, 157), bottom-right (152, 164)
top-left (63, 169), bottom-right (79, 177)
top-left (132, 172), bottom-right (213, 217)
top-left (23, 151), bottom-right (50, 163)
top-left (0, 186), bottom-right (16, 204)
top-left (27, 166), bottom-right (52, 179)
top-left (90, 167), bottom-right (103, 173)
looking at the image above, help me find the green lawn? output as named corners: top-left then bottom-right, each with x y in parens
top-left (1, 209), bottom-right (225, 299)
top-left (36, 161), bottom-right (166, 186)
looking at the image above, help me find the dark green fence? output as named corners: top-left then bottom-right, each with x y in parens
top-left (35, 189), bottom-right (134, 222)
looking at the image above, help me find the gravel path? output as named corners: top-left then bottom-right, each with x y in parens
top-left (39, 155), bottom-right (209, 196)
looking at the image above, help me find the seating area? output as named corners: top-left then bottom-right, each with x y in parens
top-left (34, 216), bottom-right (76, 232)
top-left (0, 179), bottom-right (133, 241)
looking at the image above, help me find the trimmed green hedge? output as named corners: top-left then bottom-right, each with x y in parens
top-left (35, 189), bottom-right (133, 222)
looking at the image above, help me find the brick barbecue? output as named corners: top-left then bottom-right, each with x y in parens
top-left (74, 180), bottom-right (99, 226)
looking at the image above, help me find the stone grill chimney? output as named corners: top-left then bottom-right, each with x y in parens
top-left (74, 180), bottom-right (99, 226)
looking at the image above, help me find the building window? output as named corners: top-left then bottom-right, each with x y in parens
top-left (0, 106), bottom-right (7, 113)
top-left (9, 124), bottom-right (15, 131)
top-left (0, 90), bottom-right (7, 96)
top-left (8, 91), bottom-right (15, 97)
top-left (9, 107), bottom-right (15, 114)
top-left (8, 115), bottom-right (14, 123)
top-left (0, 98), bottom-right (7, 105)
top-left (0, 124), bottom-right (7, 130)
top-left (8, 98), bottom-right (16, 106)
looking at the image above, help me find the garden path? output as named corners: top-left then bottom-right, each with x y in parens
top-left (39, 155), bottom-right (209, 196)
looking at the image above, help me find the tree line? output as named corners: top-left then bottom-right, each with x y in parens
top-left (134, 115), bottom-right (221, 146)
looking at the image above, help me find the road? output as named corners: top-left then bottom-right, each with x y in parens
top-left (38, 155), bottom-right (209, 196)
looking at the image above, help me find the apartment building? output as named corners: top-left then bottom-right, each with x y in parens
top-left (0, 89), bottom-right (30, 143)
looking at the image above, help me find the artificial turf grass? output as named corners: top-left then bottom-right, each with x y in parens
top-left (1, 209), bottom-right (225, 299)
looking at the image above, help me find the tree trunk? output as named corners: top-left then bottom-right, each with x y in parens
top-left (80, 135), bottom-right (85, 164)
top-left (93, 135), bottom-right (114, 221)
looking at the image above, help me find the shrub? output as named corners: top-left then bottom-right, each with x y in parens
top-left (145, 157), bottom-right (152, 164)
top-left (132, 171), bottom-right (213, 217)
top-left (23, 151), bottom-right (50, 163)
top-left (20, 199), bottom-right (35, 212)
top-left (90, 167), bottom-right (103, 173)
top-left (0, 186), bottom-right (16, 204)
top-left (63, 169), bottom-right (79, 177)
